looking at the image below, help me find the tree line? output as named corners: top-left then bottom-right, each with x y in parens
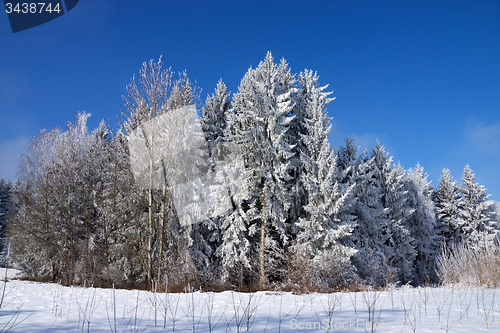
top-left (2, 53), bottom-right (498, 290)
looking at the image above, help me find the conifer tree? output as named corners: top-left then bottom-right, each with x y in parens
top-left (349, 144), bottom-right (391, 285)
top-left (405, 164), bottom-right (439, 285)
top-left (337, 138), bottom-right (362, 185)
top-left (459, 165), bottom-right (496, 248)
top-left (350, 143), bottom-right (415, 285)
top-left (94, 128), bottom-right (143, 284)
top-left (197, 80), bottom-right (233, 282)
top-left (385, 162), bottom-right (416, 284)
top-left (293, 70), bottom-right (355, 279)
top-left (336, 137), bottom-right (364, 242)
top-left (0, 178), bottom-right (11, 262)
top-left (435, 168), bottom-right (463, 246)
top-left (224, 52), bottom-right (297, 287)
top-left (201, 79), bottom-right (231, 148)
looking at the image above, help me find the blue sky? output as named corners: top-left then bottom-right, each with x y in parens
top-left (1, 0), bottom-right (499, 200)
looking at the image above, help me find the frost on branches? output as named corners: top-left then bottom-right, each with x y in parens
top-left (405, 164), bottom-right (439, 284)
top-left (0, 178), bottom-right (11, 264)
top-left (459, 165), bottom-right (497, 249)
top-left (290, 70), bottom-right (356, 288)
top-left (436, 168), bottom-right (464, 246)
top-left (5, 53), bottom-right (500, 290)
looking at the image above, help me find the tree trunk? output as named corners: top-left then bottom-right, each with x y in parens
top-left (239, 262), bottom-right (244, 290)
top-left (147, 149), bottom-right (154, 284)
top-left (258, 219), bottom-right (266, 289)
top-left (158, 181), bottom-right (166, 276)
top-left (67, 194), bottom-right (75, 285)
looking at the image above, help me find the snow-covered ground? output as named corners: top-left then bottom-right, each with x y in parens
top-left (0, 269), bottom-right (499, 332)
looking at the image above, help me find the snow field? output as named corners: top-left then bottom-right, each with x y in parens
top-left (1, 273), bottom-right (499, 332)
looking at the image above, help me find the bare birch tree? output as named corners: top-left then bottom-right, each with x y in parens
top-left (122, 58), bottom-right (195, 283)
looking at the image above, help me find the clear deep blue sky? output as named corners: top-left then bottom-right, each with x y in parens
top-left (1, 0), bottom-right (499, 200)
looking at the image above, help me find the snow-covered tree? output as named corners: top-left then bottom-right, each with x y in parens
top-left (335, 137), bottom-right (365, 245)
top-left (0, 179), bottom-right (10, 221)
top-left (337, 138), bottom-right (362, 185)
top-left (122, 58), bottom-right (196, 283)
top-left (123, 58), bottom-right (174, 283)
top-left (216, 194), bottom-right (253, 286)
top-left (9, 113), bottom-right (141, 285)
top-left (197, 80), bottom-right (232, 281)
top-left (8, 113), bottom-right (91, 283)
top-left (487, 201), bottom-right (500, 242)
top-left (349, 143), bottom-right (415, 285)
top-left (289, 70), bottom-right (355, 287)
top-left (9, 127), bottom-right (61, 279)
top-left (91, 127), bottom-right (144, 284)
top-left (385, 162), bottom-right (416, 284)
top-left (0, 178), bottom-right (11, 262)
top-left (435, 168), bottom-right (463, 246)
top-left (201, 79), bottom-right (231, 148)
top-left (459, 165), bottom-right (496, 248)
top-left (222, 52), bottom-right (297, 287)
top-left (282, 70), bottom-right (355, 286)
top-left (405, 164), bottom-right (439, 285)
top-left (349, 149), bottom-right (390, 285)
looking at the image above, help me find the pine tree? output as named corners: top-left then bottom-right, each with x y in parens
top-left (93, 127), bottom-right (143, 284)
top-left (386, 162), bottom-right (416, 284)
top-left (405, 164), bottom-right (439, 285)
top-left (459, 165), bottom-right (496, 248)
top-left (350, 143), bottom-right (415, 285)
top-left (198, 80), bottom-right (232, 281)
top-left (348, 143), bottom-right (390, 285)
top-left (201, 79), bottom-right (231, 148)
top-left (336, 139), bottom-right (381, 284)
top-left (224, 52), bottom-right (297, 287)
top-left (0, 178), bottom-right (11, 263)
top-left (336, 137), bottom-right (364, 245)
top-left (337, 138), bottom-right (362, 185)
top-left (290, 70), bottom-right (355, 286)
top-left (435, 168), bottom-right (463, 246)
top-left (216, 198), bottom-right (252, 286)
